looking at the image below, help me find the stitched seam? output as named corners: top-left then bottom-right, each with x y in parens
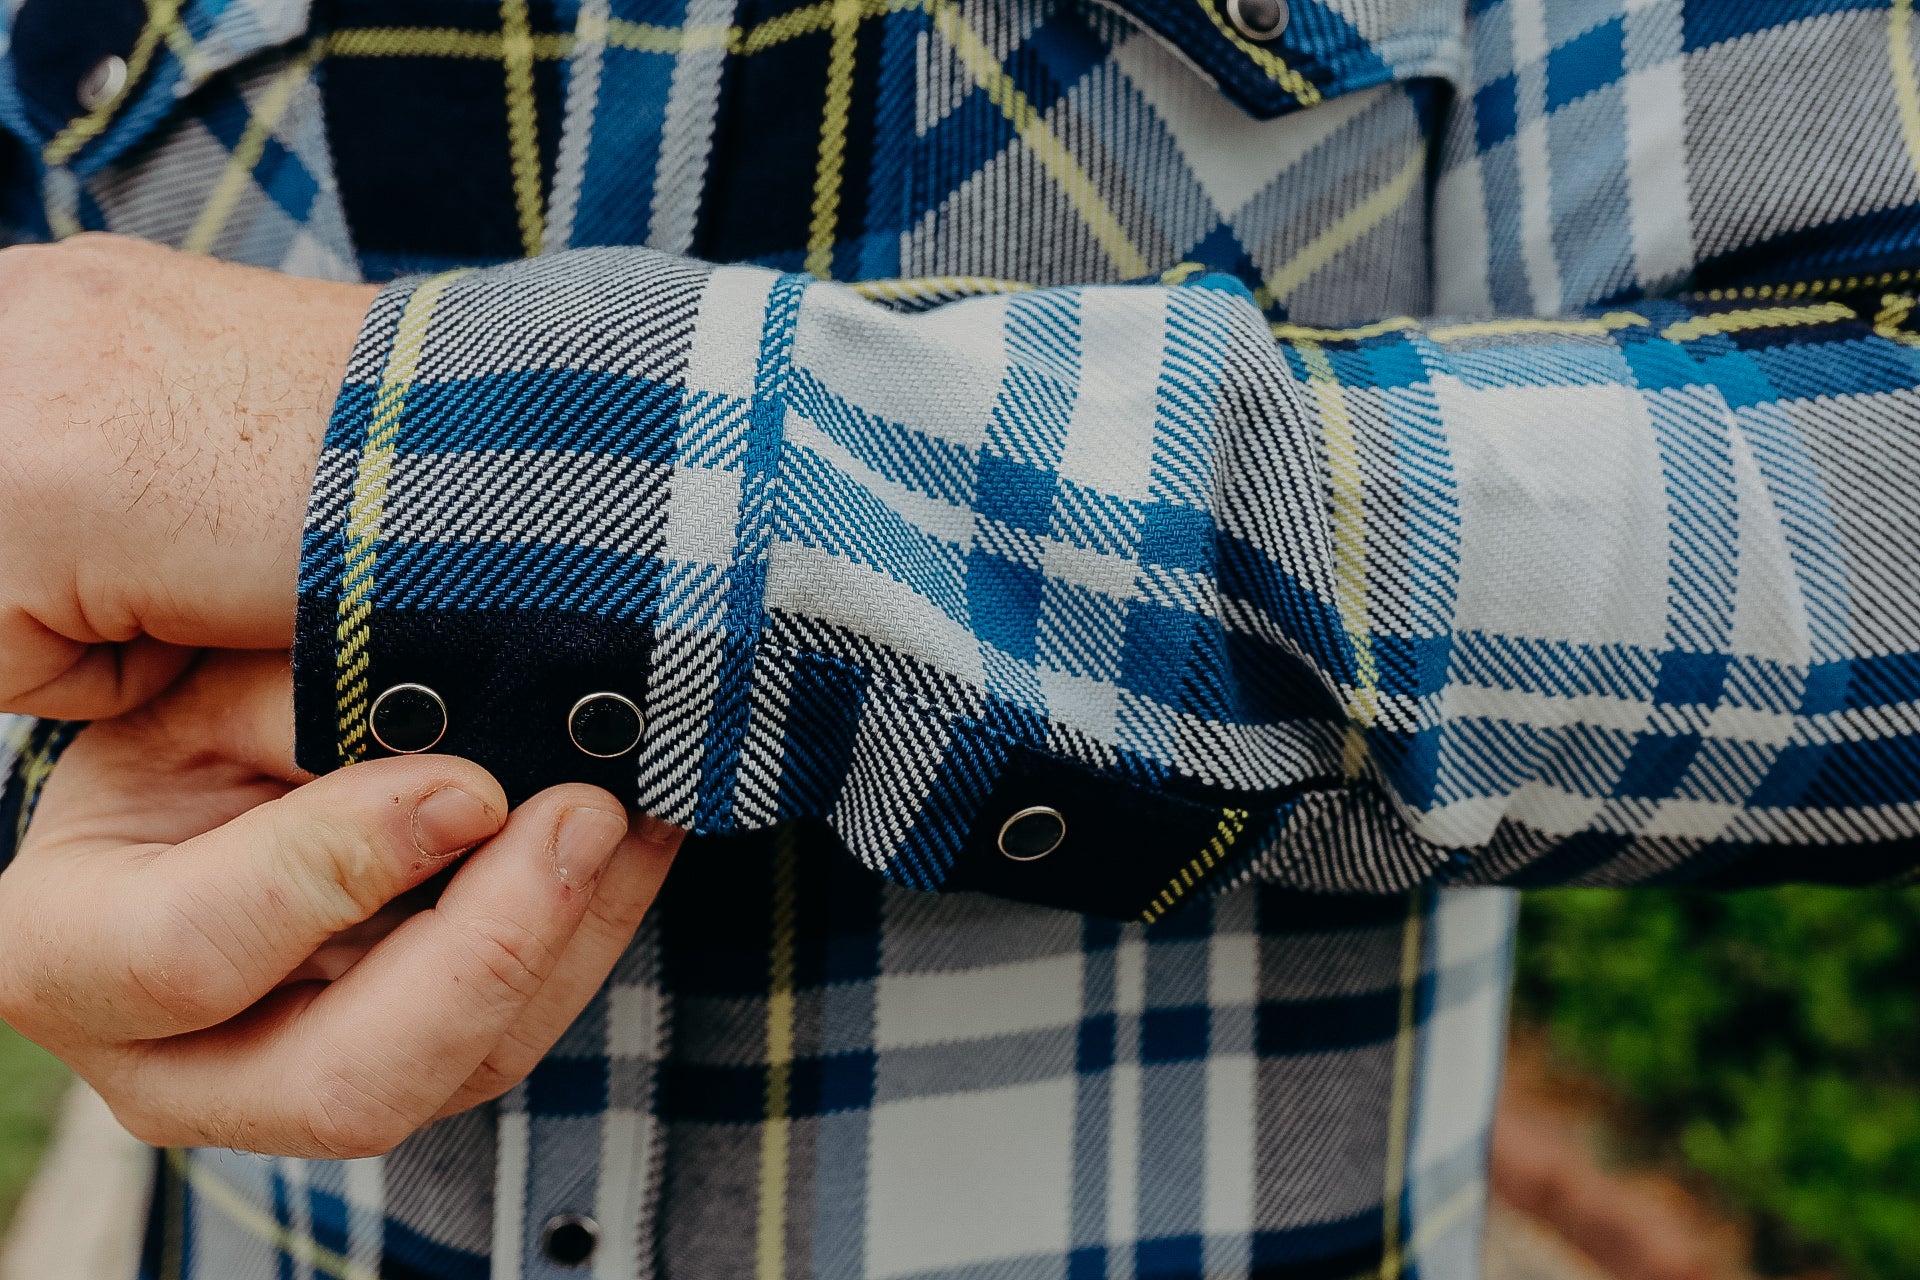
top-left (1190, 0), bottom-right (1319, 105)
top-left (1684, 269), bottom-right (1920, 303)
top-left (1660, 300), bottom-right (1854, 342)
top-left (1137, 807), bottom-right (1250, 922)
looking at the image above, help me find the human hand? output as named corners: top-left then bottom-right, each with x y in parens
top-left (0, 652), bottom-right (682, 1157)
top-left (0, 233), bottom-right (378, 719)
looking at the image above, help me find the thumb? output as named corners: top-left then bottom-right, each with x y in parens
top-left (114, 784), bottom-right (633, 1159)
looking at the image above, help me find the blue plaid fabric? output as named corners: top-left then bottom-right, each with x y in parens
top-left (2, 0), bottom-right (1920, 1276)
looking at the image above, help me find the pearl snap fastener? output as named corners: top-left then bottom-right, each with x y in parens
top-left (76, 55), bottom-right (129, 113)
top-left (540, 1215), bottom-right (600, 1269)
top-left (568, 692), bottom-right (644, 758)
top-left (998, 806), bottom-right (1066, 861)
top-left (368, 684), bottom-right (447, 754)
top-left (1225, 0), bottom-right (1288, 41)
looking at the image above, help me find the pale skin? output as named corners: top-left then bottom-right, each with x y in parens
top-left (0, 234), bottom-right (685, 1157)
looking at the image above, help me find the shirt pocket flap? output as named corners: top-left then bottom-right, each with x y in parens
top-left (4, 0), bottom-right (312, 174)
top-left (1096, 0), bottom-right (1459, 120)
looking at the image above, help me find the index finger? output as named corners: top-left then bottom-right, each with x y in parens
top-left (110, 784), bottom-right (632, 1158)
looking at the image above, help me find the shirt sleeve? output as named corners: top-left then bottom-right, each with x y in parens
top-left (291, 255), bottom-right (1920, 919)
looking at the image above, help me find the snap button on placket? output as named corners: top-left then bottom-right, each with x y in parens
top-left (539, 1214), bottom-right (600, 1269)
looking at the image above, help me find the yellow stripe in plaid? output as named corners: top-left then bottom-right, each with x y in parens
top-left (164, 1150), bottom-right (380, 1280)
top-left (1875, 293), bottom-right (1920, 349)
top-left (1426, 312), bottom-right (1649, 342)
top-left (1294, 338), bottom-right (1376, 779)
top-left (502, 0), bottom-right (547, 257)
top-left (183, 43), bottom-right (326, 256)
top-left (1892, 0), bottom-right (1920, 190)
top-left (741, 0), bottom-right (922, 53)
top-left (1260, 148), bottom-right (1422, 308)
top-left (927, 0), bottom-right (1149, 279)
top-left (149, 0), bottom-right (207, 78)
top-left (851, 275), bottom-right (1038, 303)
top-left (755, 826), bottom-right (802, 1280)
top-left (805, 0), bottom-right (866, 279)
top-left (1272, 314), bottom-right (1651, 342)
top-left (1689, 267), bottom-right (1920, 303)
top-left (327, 27), bottom-right (574, 58)
top-left (336, 273), bottom-right (468, 767)
top-left (1660, 301), bottom-right (1855, 342)
top-left (10, 728), bottom-right (62, 852)
top-left (1138, 808), bottom-right (1249, 924)
top-left (1376, 894), bottom-right (1424, 1280)
top-left (326, 0), bottom-right (921, 66)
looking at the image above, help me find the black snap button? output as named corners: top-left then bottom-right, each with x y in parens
top-left (1225, 0), bottom-right (1289, 41)
top-left (568, 692), bottom-right (644, 758)
top-left (998, 806), bottom-right (1066, 861)
top-left (539, 1214), bottom-right (599, 1269)
top-left (368, 683), bottom-right (447, 754)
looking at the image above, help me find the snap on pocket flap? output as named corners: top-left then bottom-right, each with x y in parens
top-left (1094, 0), bottom-right (1458, 121)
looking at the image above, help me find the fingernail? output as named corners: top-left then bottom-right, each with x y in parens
top-left (552, 807), bottom-right (627, 889)
top-left (412, 786), bottom-right (501, 856)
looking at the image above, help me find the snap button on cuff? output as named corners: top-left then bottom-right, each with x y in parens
top-left (998, 806), bottom-right (1066, 861)
top-left (568, 692), bottom-right (644, 758)
top-left (368, 683), bottom-right (447, 754)
top-left (539, 1215), bottom-right (600, 1269)
top-left (1225, 0), bottom-right (1288, 41)
top-left (76, 54), bottom-right (128, 112)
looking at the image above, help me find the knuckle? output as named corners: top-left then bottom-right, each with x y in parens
top-left (127, 896), bottom-right (253, 1030)
top-left (581, 881), bottom-right (650, 941)
top-left (104, 1099), bottom-right (170, 1149)
top-left (95, 1056), bottom-right (187, 1150)
top-left (0, 941), bottom-right (34, 1032)
top-left (299, 1067), bottom-right (417, 1161)
top-left (467, 1023), bottom-right (551, 1104)
top-left (0, 972), bottom-right (50, 1041)
top-left (459, 1056), bottom-right (527, 1108)
top-left (454, 914), bottom-right (557, 1004)
top-left (276, 817), bottom-right (399, 929)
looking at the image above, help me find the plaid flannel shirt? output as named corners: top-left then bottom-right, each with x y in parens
top-left (2, 0), bottom-right (1919, 1276)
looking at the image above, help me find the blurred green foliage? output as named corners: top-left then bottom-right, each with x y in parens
top-left (1515, 885), bottom-right (1920, 1279)
top-left (0, 1021), bottom-right (68, 1238)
